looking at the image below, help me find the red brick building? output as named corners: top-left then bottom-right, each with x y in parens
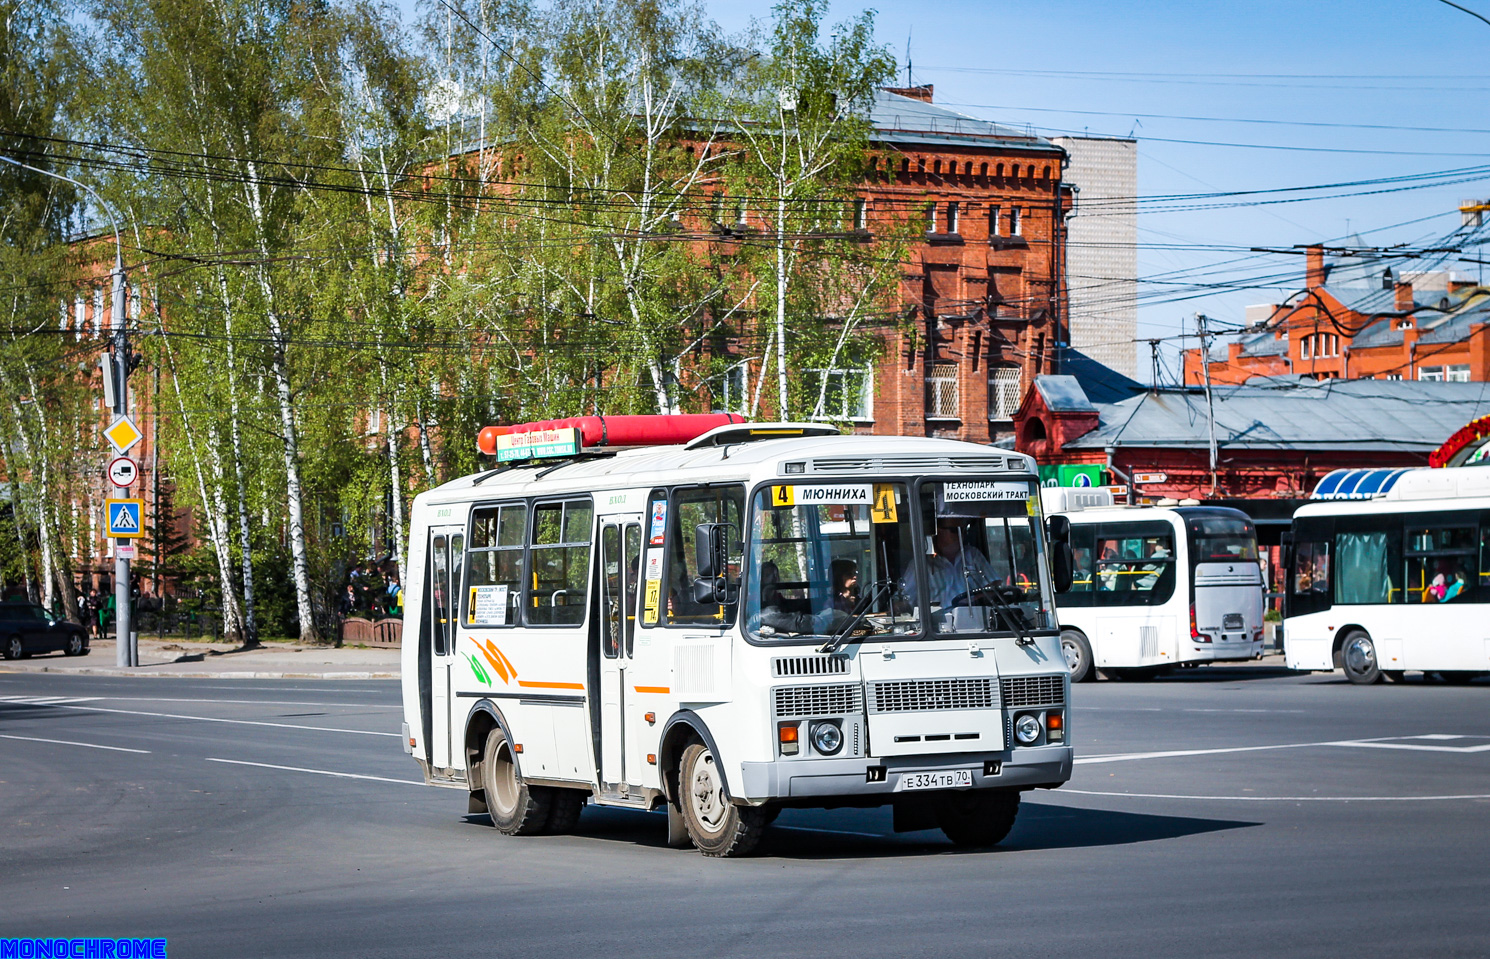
top-left (854, 86), bottom-right (1071, 443)
top-left (1182, 245), bottom-right (1490, 386)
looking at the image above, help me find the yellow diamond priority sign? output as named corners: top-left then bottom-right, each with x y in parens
top-left (104, 415), bottom-right (143, 455)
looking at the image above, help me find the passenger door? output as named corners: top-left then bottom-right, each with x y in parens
top-left (597, 520), bottom-right (643, 791)
top-left (427, 525), bottom-right (464, 771)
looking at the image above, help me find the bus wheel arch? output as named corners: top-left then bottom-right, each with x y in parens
top-left (1337, 627), bottom-right (1382, 685)
top-left (463, 700), bottom-right (512, 815)
top-left (658, 710), bottom-right (731, 809)
top-left (1059, 628), bottom-right (1094, 683)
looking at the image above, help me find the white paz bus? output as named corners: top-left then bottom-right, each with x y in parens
top-left (1285, 466), bottom-right (1490, 684)
top-left (400, 414), bottom-right (1075, 856)
top-left (1040, 488), bottom-right (1265, 682)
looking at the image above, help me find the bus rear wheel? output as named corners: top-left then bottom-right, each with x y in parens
top-left (1340, 630), bottom-right (1381, 685)
top-left (481, 727), bottom-right (551, 836)
top-left (936, 788), bottom-right (1021, 848)
top-left (679, 742), bottom-right (765, 857)
top-left (1060, 629), bottom-right (1094, 683)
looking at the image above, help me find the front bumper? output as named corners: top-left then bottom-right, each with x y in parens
top-left (737, 744), bottom-right (1072, 803)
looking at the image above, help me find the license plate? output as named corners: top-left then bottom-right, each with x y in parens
top-left (1223, 613), bottom-right (1244, 629)
top-left (893, 769), bottom-right (974, 792)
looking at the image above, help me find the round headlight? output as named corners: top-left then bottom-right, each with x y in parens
top-left (1014, 713), bottom-right (1042, 746)
top-left (810, 721), bottom-right (844, 755)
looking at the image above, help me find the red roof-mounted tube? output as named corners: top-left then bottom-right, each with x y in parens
top-left (477, 413), bottom-right (746, 456)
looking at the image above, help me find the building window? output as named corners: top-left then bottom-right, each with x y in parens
top-left (1010, 207), bottom-right (1022, 236)
top-left (1418, 366), bottom-right (1445, 382)
top-left (1301, 336), bottom-right (1312, 360)
top-left (1447, 364), bottom-right (1472, 382)
top-left (809, 368), bottom-right (873, 421)
top-left (979, 162), bottom-right (988, 177)
top-left (926, 363), bottom-right (960, 419)
top-left (852, 198), bottom-right (867, 231)
top-left (989, 205), bottom-right (1001, 237)
top-left (946, 201), bottom-right (959, 234)
top-left (925, 203), bottom-right (937, 234)
top-left (1386, 373), bottom-right (1403, 381)
top-left (988, 365), bottom-right (1022, 421)
top-left (717, 362), bottom-right (750, 414)
top-left (996, 163), bottom-right (1005, 178)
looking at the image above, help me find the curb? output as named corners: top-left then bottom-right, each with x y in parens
top-left (2, 666), bottom-right (399, 680)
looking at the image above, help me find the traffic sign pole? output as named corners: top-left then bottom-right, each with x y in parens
top-left (111, 265), bottom-right (136, 668)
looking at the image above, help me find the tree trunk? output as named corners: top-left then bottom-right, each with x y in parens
top-left (218, 272), bottom-right (258, 646)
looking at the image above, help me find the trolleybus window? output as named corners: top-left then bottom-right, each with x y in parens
top-left (910, 481), bottom-right (1052, 635)
top-left (1405, 523), bottom-right (1478, 604)
top-left (1334, 517), bottom-right (1400, 606)
top-left (1093, 524), bottom-right (1175, 606)
top-left (665, 486), bottom-right (745, 627)
top-left (746, 482), bottom-right (916, 640)
top-left (464, 504), bottom-right (525, 626)
top-left (528, 499), bottom-right (593, 626)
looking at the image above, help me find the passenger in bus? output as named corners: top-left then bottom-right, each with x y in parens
top-left (831, 559), bottom-right (860, 613)
top-left (1441, 568), bottom-right (1467, 602)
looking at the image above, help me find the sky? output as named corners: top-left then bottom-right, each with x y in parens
top-left (400, 0), bottom-right (1490, 381)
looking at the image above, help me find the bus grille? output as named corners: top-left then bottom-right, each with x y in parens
top-left (773, 683), bottom-right (863, 718)
top-left (1000, 675), bottom-right (1065, 708)
top-left (809, 455), bottom-right (1004, 474)
top-left (772, 656), bottom-right (850, 678)
top-left (869, 678), bottom-right (996, 713)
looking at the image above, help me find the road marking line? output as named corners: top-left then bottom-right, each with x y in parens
top-left (1061, 788), bottom-right (1490, 802)
top-left (205, 757), bottom-right (425, 786)
top-left (0, 701), bottom-right (399, 737)
top-left (96, 697), bottom-right (400, 708)
top-left (1333, 741), bottom-right (1490, 753)
top-left (1074, 734), bottom-right (1482, 765)
top-left (0, 733), bottom-right (150, 754)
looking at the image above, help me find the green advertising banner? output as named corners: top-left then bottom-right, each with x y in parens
top-left (1038, 464), bottom-right (1106, 488)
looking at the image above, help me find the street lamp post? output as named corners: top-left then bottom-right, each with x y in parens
top-left (0, 155), bottom-right (135, 667)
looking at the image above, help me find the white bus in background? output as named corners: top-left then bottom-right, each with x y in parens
top-left (1284, 466), bottom-right (1490, 684)
top-left (1042, 488), bottom-right (1265, 681)
top-left (400, 414), bottom-right (1075, 857)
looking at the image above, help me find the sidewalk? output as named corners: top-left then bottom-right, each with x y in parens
top-left (0, 636), bottom-right (401, 680)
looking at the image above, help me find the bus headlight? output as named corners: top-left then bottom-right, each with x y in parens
top-left (1014, 713), bottom-right (1042, 746)
top-left (810, 721), bottom-right (843, 756)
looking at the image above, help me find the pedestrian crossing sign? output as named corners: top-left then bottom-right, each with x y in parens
top-left (105, 498), bottom-right (145, 539)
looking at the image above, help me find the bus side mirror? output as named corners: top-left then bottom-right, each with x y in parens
top-left (693, 523), bottom-right (739, 606)
top-left (1046, 515), bottom-right (1074, 593)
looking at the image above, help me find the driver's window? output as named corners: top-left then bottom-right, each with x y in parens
top-left (665, 486), bottom-right (744, 627)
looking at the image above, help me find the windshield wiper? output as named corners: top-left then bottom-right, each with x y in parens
top-left (966, 581), bottom-right (1035, 647)
top-left (818, 579), bottom-right (895, 654)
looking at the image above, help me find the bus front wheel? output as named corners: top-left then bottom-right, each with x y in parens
top-left (936, 788), bottom-right (1020, 848)
top-left (679, 742), bottom-right (766, 857)
top-left (481, 727), bottom-right (552, 836)
top-left (1340, 630), bottom-right (1381, 685)
top-left (1060, 630), bottom-right (1093, 683)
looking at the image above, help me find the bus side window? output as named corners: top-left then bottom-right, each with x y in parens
top-left (1404, 524), bottom-right (1476, 604)
top-left (666, 485), bottom-right (745, 627)
top-left (464, 504), bottom-right (524, 627)
top-left (529, 499), bottom-right (594, 626)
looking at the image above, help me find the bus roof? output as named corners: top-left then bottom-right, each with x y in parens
top-left (413, 433), bottom-right (1034, 508)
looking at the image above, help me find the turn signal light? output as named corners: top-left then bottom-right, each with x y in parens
top-left (644, 712), bottom-right (656, 725)
top-left (778, 721), bottom-right (800, 756)
top-left (1046, 711), bottom-right (1065, 744)
top-left (513, 743), bottom-right (523, 754)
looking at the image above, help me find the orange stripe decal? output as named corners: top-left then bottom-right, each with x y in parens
top-left (516, 680), bottom-right (586, 690)
top-left (633, 686), bottom-right (670, 694)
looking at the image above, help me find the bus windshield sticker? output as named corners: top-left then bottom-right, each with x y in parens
top-left (649, 501), bottom-right (667, 545)
top-left (872, 484), bottom-right (899, 524)
top-left (776, 484), bottom-right (873, 506)
top-left (942, 481), bottom-right (1029, 503)
top-left (468, 585), bottom-right (509, 626)
top-left (642, 548), bottom-right (664, 624)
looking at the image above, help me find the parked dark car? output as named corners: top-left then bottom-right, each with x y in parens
top-left (0, 603), bottom-right (89, 659)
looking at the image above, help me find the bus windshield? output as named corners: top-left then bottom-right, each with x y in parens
top-left (1186, 514), bottom-right (1259, 564)
top-left (745, 482), bottom-right (919, 641)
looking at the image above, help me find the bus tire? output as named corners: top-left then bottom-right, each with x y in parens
top-left (679, 742), bottom-right (765, 857)
top-left (1060, 629), bottom-right (1094, 683)
top-left (1340, 630), bottom-right (1381, 685)
top-left (936, 788), bottom-right (1020, 848)
top-left (480, 727), bottom-right (551, 836)
top-left (544, 789), bottom-right (586, 834)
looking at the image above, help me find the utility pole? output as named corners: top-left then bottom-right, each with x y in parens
top-left (0, 155), bottom-right (135, 666)
top-left (1195, 313), bottom-right (1219, 496)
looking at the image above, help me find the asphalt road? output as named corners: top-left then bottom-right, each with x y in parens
top-left (3, 667), bottom-right (1488, 959)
